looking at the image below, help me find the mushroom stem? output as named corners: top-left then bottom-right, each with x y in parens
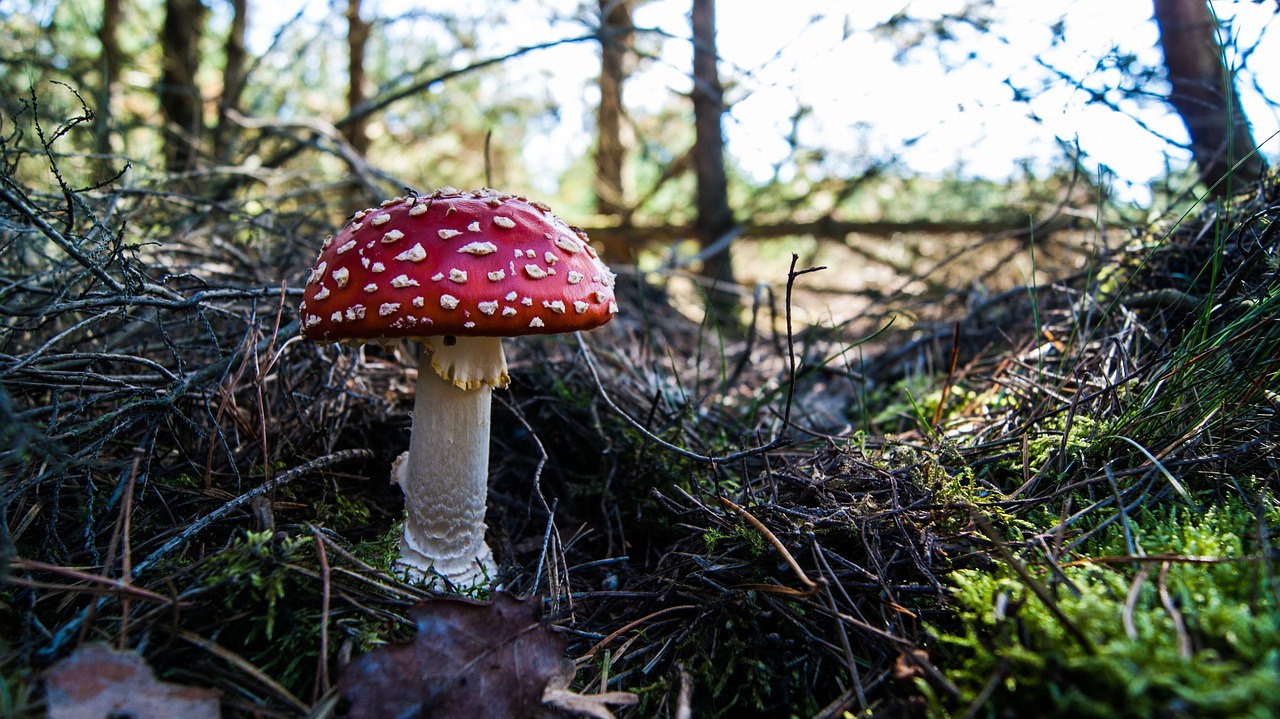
top-left (392, 339), bottom-right (500, 588)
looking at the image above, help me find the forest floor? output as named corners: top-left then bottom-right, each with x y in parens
top-left (2, 131), bottom-right (1279, 718)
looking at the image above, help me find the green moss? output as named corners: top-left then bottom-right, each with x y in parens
top-left (312, 493), bottom-right (372, 531)
top-left (204, 530), bottom-right (312, 641)
top-left (930, 499), bottom-right (1280, 718)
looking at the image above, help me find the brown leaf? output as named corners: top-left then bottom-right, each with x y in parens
top-left (339, 592), bottom-right (567, 719)
top-left (45, 644), bottom-right (221, 719)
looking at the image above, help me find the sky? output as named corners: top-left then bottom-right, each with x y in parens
top-left (245, 0), bottom-right (1280, 206)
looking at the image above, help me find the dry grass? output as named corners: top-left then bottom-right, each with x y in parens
top-left (2, 96), bottom-right (1278, 718)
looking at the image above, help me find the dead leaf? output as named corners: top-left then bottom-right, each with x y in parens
top-left (339, 593), bottom-right (567, 719)
top-left (45, 643), bottom-right (221, 719)
top-left (541, 670), bottom-right (639, 719)
top-left (892, 648), bottom-right (931, 681)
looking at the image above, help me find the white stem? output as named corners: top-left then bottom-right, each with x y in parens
top-left (392, 341), bottom-right (498, 588)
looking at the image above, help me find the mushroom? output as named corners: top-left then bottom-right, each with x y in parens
top-left (299, 187), bottom-right (618, 589)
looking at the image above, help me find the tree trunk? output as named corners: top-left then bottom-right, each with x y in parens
top-left (690, 0), bottom-right (737, 318)
top-left (213, 0), bottom-right (248, 164)
top-left (94, 0), bottom-right (123, 175)
top-left (159, 0), bottom-right (208, 174)
top-left (343, 0), bottom-right (371, 157)
top-left (1153, 0), bottom-right (1268, 196)
top-left (595, 0), bottom-right (633, 222)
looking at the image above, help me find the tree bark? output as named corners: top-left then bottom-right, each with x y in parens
top-left (690, 0), bottom-right (737, 317)
top-left (213, 0), bottom-right (248, 164)
top-left (595, 0), bottom-right (633, 221)
top-left (159, 0), bottom-right (208, 174)
top-left (1153, 0), bottom-right (1268, 196)
top-left (94, 0), bottom-right (123, 172)
top-left (343, 0), bottom-right (371, 157)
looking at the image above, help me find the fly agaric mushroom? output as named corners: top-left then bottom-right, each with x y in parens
top-left (299, 187), bottom-right (617, 588)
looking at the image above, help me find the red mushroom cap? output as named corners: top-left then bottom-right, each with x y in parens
top-left (299, 188), bottom-right (618, 343)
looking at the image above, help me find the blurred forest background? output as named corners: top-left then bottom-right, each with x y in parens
top-left (3, 0), bottom-right (1280, 717)
top-left (3, 0), bottom-right (1276, 321)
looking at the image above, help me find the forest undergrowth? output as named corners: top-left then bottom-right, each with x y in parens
top-left (2, 94), bottom-right (1279, 719)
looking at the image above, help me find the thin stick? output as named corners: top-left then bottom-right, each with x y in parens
top-left (578, 604), bottom-right (698, 663)
top-left (0, 183), bottom-right (125, 292)
top-left (718, 496), bottom-right (818, 597)
top-left (972, 511), bottom-right (1095, 654)
top-left (118, 454), bottom-right (138, 648)
top-left (132, 449), bottom-right (371, 578)
top-left (575, 255), bottom-right (821, 465)
top-left (310, 525), bottom-right (332, 701)
top-left (3, 560), bottom-right (172, 605)
top-left (171, 628), bottom-right (310, 713)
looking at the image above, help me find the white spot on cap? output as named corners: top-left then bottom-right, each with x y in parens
top-left (521, 297), bottom-right (533, 306)
top-left (458, 241), bottom-right (498, 255)
top-left (395, 244), bottom-right (427, 262)
top-left (431, 272), bottom-right (444, 281)
top-left (331, 267), bottom-right (350, 288)
top-left (554, 236), bottom-right (582, 254)
top-left (346, 305), bottom-right (366, 321)
top-left (595, 291), bottom-right (609, 303)
top-left (360, 257), bottom-right (370, 268)
top-left (308, 261), bottom-right (327, 284)
top-left (567, 271), bottom-right (584, 284)
top-left (544, 251), bottom-right (559, 264)
top-left (502, 306), bottom-right (517, 317)
top-left (524, 264), bottom-right (548, 279)
top-left (493, 216), bottom-right (516, 229)
top-left (440, 294), bottom-right (459, 310)
top-left (409, 203), bottom-right (429, 217)
top-left (449, 269), bottom-right (467, 283)
top-left (371, 213), bottom-right (391, 226)
top-left (439, 229), bottom-right (462, 240)
top-left (330, 311), bottom-right (343, 323)
top-left (390, 274), bottom-right (419, 288)
top-left (488, 269), bottom-right (506, 281)
top-left (321, 235), bottom-right (334, 250)
top-left (305, 315), bottom-right (321, 328)
top-left (379, 302), bottom-right (400, 316)
top-left (467, 221), bottom-right (481, 232)
top-left (444, 204), bottom-right (457, 216)
top-left (573, 300), bottom-right (590, 314)
top-left (371, 262), bottom-right (386, 273)
top-left (380, 197), bottom-right (398, 207)
top-left (363, 283), bottom-right (378, 293)
top-left (608, 301), bottom-right (618, 314)
top-left (504, 291), bottom-right (518, 301)
top-left (513, 249), bottom-right (523, 258)
top-left (353, 210), bottom-right (367, 220)
top-left (313, 285), bottom-right (331, 301)
top-left (382, 229), bottom-right (404, 244)
top-left (525, 249), bottom-right (537, 259)
top-left (600, 270), bottom-right (617, 288)
top-left (412, 297), bottom-right (424, 307)
top-left (529, 317), bottom-right (545, 328)
top-left (478, 301), bottom-right (499, 315)
top-left (543, 300), bottom-right (566, 314)
top-left (336, 239), bottom-right (357, 255)
top-left (464, 321), bottom-right (476, 328)
top-left (350, 222), bottom-right (364, 232)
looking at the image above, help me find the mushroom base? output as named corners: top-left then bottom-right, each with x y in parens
top-left (391, 352), bottom-right (498, 590)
